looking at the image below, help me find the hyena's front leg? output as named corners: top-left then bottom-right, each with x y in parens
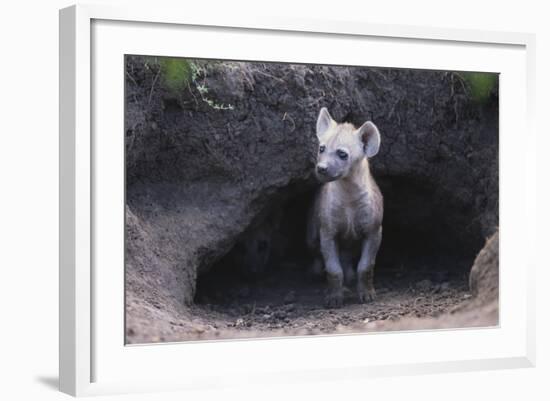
top-left (320, 230), bottom-right (344, 308)
top-left (357, 227), bottom-right (382, 303)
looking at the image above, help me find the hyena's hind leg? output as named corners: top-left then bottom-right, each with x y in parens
top-left (340, 249), bottom-right (356, 287)
top-left (310, 256), bottom-right (324, 278)
top-left (357, 227), bottom-right (382, 303)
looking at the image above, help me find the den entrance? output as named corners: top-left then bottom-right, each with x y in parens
top-left (193, 176), bottom-right (480, 334)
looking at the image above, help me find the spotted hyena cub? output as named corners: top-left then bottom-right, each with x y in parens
top-left (307, 108), bottom-right (383, 308)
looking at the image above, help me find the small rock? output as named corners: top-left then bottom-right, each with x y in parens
top-left (193, 325), bottom-right (206, 334)
top-left (440, 282), bottom-right (451, 290)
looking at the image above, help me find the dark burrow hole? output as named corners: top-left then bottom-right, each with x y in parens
top-left (195, 176), bottom-right (482, 309)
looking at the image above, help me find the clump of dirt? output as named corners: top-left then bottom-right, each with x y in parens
top-left (469, 232), bottom-right (499, 304)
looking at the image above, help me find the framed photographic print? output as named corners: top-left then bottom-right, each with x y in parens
top-left (59, 4), bottom-right (536, 397)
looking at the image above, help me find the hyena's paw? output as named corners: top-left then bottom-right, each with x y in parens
top-left (358, 287), bottom-right (376, 303)
top-left (358, 268), bottom-right (376, 303)
top-left (325, 290), bottom-right (344, 308)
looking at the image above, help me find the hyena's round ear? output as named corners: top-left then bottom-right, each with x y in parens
top-left (357, 121), bottom-right (381, 158)
top-left (316, 107), bottom-right (334, 139)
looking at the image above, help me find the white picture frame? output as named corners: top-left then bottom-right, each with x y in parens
top-left (59, 3), bottom-right (536, 397)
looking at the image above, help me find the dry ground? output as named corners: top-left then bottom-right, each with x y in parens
top-left (126, 258), bottom-right (494, 344)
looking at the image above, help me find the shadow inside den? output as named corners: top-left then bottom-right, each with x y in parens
top-left (195, 175), bottom-right (479, 315)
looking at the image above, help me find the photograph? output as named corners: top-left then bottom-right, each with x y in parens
top-left (124, 55), bottom-right (499, 344)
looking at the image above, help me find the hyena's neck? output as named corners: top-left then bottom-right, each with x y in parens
top-left (333, 159), bottom-right (373, 202)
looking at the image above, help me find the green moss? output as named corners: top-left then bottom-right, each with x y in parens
top-left (159, 58), bottom-right (192, 94)
top-left (145, 57), bottom-right (234, 110)
top-left (460, 72), bottom-right (498, 104)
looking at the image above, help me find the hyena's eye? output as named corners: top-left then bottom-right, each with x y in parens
top-left (337, 149), bottom-right (348, 160)
top-left (319, 145), bottom-right (326, 154)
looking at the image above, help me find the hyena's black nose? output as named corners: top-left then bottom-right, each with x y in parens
top-left (317, 165), bottom-right (328, 175)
